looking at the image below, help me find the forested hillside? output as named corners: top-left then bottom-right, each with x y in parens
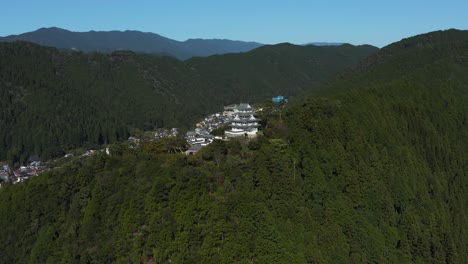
top-left (0, 41), bottom-right (377, 164)
top-left (0, 30), bottom-right (466, 263)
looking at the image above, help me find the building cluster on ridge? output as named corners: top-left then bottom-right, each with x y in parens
top-left (1, 96), bottom-right (288, 189)
top-left (184, 103), bottom-right (261, 155)
top-left (0, 147), bottom-right (113, 189)
top-left (0, 158), bottom-right (45, 187)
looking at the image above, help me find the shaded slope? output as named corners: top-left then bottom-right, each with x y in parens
top-left (188, 43), bottom-right (378, 101)
top-left (286, 30), bottom-right (468, 262)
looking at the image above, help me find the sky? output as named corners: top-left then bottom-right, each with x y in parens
top-left (1, 0), bottom-right (467, 47)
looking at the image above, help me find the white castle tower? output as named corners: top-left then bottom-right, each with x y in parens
top-left (224, 103), bottom-right (260, 138)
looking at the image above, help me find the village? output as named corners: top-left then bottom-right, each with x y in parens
top-left (130, 95), bottom-right (288, 154)
top-left (0, 96), bottom-right (287, 189)
top-left (184, 102), bottom-right (263, 154)
top-left (0, 148), bottom-right (110, 189)
top-left (122, 102), bottom-right (263, 154)
top-left (0, 159), bottom-right (45, 188)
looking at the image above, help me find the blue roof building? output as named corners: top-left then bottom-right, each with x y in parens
top-left (272, 96), bottom-right (288, 103)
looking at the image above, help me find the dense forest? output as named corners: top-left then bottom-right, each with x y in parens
top-left (0, 41), bottom-right (377, 164)
top-left (0, 29), bottom-right (466, 263)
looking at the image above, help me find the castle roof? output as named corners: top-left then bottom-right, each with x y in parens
top-left (237, 103), bottom-right (252, 111)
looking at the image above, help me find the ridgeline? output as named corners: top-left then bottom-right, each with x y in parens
top-left (0, 27), bottom-right (264, 60)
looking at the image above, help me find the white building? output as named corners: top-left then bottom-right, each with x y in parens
top-left (225, 103), bottom-right (260, 138)
top-left (185, 129), bottom-right (214, 146)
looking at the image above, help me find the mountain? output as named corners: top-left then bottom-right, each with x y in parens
top-left (305, 42), bottom-right (345, 46)
top-left (0, 41), bottom-right (377, 163)
top-left (187, 43), bottom-right (378, 101)
top-left (0, 27), bottom-right (264, 59)
top-left (0, 29), bottom-right (466, 263)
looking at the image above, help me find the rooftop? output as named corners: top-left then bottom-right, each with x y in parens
top-left (188, 145), bottom-right (204, 151)
top-left (237, 103), bottom-right (252, 111)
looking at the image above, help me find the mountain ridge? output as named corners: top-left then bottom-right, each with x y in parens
top-left (0, 27), bottom-right (264, 59)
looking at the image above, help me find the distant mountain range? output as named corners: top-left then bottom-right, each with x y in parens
top-left (305, 42), bottom-right (345, 46)
top-left (0, 27), bottom-right (264, 60)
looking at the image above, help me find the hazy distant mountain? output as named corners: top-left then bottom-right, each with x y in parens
top-left (305, 42), bottom-right (345, 46)
top-left (0, 27), bottom-right (264, 59)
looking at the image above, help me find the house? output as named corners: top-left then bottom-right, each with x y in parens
top-left (1, 165), bottom-right (9, 172)
top-left (223, 104), bottom-right (239, 117)
top-left (170, 128), bottom-right (179, 137)
top-left (128, 136), bottom-right (141, 149)
top-left (0, 171), bottom-right (9, 182)
top-left (28, 155), bottom-right (42, 164)
top-left (185, 129), bottom-right (214, 146)
top-left (30, 161), bottom-right (41, 167)
top-left (14, 177), bottom-right (25, 184)
top-left (185, 131), bottom-right (197, 141)
top-left (82, 150), bottom-right (96, 157)
top-left (185, 145), bottom-right (204, 155)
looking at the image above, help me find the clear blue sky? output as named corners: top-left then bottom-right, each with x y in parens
top-left (1, 0), bottom-right (467, 47)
